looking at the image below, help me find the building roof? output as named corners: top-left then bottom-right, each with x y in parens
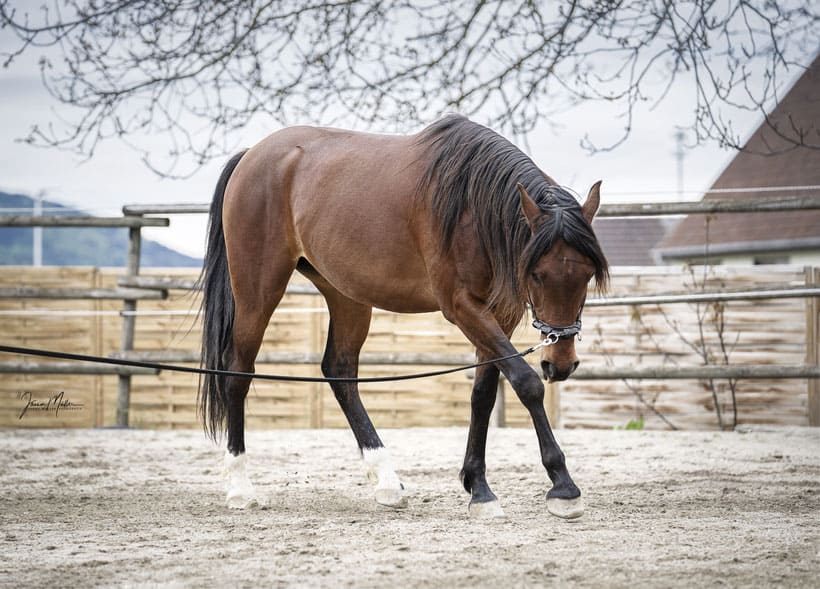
top-left (657, 55), bottom-right (820, 260)
top-left (592, 217), bottom-right (671, 265)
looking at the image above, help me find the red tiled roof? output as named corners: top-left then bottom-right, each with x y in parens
top-left (658, 55), bottom-right (820, 254)
top-left (592, 217), bottom-right (671, 265)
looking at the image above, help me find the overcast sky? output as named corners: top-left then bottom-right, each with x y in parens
top-left (0, 25), bottom-right (784, 258)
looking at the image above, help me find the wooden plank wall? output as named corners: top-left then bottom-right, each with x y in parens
top-left (0, 267), bottom-right (103, 427)
top-left (561, 266), bottom-right (811, 429)
top-left (0, 265), bottom-right (814, 430)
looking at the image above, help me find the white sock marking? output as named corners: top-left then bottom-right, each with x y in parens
top-left (362, 447), bottom-right (406, 507)
top-left (224, 451), bottom-right (257, 509)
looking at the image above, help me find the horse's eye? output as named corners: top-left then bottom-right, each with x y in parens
top-left (531, 272), bottom-right (541, 285)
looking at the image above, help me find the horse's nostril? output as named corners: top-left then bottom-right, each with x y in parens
top-left (542, 361), bottom-right (577, 382)
top-left (541, 361), bottom-right (555, 381)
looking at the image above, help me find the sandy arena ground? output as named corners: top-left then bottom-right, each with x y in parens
top-left (1, 426), bottom-right (818, 587)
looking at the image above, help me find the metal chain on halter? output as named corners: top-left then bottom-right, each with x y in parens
top-left (532, 318), bottom-right (582, 345)
top-left (526, 298), bottom-right (585, 345)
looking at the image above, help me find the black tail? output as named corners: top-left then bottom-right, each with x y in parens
top-left (197, 149), bottom-right (248, 440)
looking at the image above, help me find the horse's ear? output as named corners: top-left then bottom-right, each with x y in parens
top-left (582, 180), bottom-right (602, 224)
top-left (517, 183), bottom-right (541, 231)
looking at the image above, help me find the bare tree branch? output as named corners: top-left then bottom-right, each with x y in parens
top-left (1, 0), bottom-right (817, 175)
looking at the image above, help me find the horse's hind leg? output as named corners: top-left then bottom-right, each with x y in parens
top-left (307, 274), bottom-right (406, 507)
top-left (223, 260), bottom-right (296, 508)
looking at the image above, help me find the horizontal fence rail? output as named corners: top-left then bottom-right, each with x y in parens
top-left (116, 275), bottom-right (319, 294)
top-left (121, 196), bottom-right (820, 219)
top-left (596, 196), bottom-right (820, 217)
top-left (111, 350), bottom-right (478, 366)
top-left (118, 277), bottom-right (820, 306)
top-left (0, 215), bottom-right (169, 228)
top-left (572, 365), bottom-right (820, 380)
top-left (0, 287), bottom-right (166, 300)
top-left (123, 203), bottom-right (209, 215)
top-left (3, 284), bottom-right (818, 317)
top-left (587, 285), bottom-right (820, 306)
top-left (0, 362), bottom-right (158, 375)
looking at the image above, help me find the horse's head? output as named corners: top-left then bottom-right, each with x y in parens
top-left (517, 181), bottom-right (607, 382)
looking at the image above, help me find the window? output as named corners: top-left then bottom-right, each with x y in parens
top-left (753, 254), bottom-right (790, 265)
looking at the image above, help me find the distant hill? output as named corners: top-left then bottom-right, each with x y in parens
top-left (0, 191), bottom-right (202, 267)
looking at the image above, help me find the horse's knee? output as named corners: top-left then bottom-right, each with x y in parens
top-left (511, 371), bottom-right (545, 408)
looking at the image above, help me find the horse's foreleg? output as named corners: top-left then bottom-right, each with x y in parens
top-left (445, 291), bottom-right (582, 519)
top-left (505, 361), bottom-right (584, 519)
top-left (461, 361), bottom-right (506, 519)
top-left (320, 292), bottom-right (406, 508)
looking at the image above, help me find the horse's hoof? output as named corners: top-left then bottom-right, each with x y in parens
top-left (546, 496), bottom-right (584, 519)
top-left (375, 486), bottom-right (408, 508)
top-left (469, 499), bottom-right (506, 519)
top-left (226, 492), bottom-right (257, 509)
top-left (226, 488), bottom-right (258, 509)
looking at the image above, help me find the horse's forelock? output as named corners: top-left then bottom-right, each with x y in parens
top-left (520, 202), bottom-right (610, 295)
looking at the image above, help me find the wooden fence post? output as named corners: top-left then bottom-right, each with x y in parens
top-left (93, 267), bottom-right (103, 427)
top-left (490, 377), bottom-right (505, 428)
top-left (310, 297), bottom-right (323, 428)
top-left (490, 377), bottom-right (558, 428)
top-left (807, 267), bottom-right (820, 427)
top-left (546, 382), bottom-right (560, 428)
top-left (116, 225), bottom-right (141, 426)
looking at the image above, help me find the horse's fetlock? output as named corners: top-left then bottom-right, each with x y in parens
top-left (543, 450), bottom-right (567, 474)
top-left (460, 460), bottom-right (485, 492)
top-left (460, 469), bottom-right (472, 493)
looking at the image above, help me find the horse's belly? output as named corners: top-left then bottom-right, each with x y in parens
top-left (358, 281), bottom-right (440, 314)
top-left (309, 255), bottom-right (439, 314)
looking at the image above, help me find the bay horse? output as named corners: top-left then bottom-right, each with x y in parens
top-left (199, 115), bottom-right (608, 519)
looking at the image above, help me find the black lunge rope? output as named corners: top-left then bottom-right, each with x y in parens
top-left (0, 342), bottom-right (548, 384)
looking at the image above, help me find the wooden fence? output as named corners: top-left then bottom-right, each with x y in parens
top-left (1, 197), bottom-right (819, 430)
top-left (1, 264), bottom-right (817, 430)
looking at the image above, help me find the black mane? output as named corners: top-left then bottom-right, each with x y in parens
top-left (416, 115), bottom-right (608, 323)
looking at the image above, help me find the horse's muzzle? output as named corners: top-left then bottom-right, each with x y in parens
top-left (542, 360), bottom-right (579, 382)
